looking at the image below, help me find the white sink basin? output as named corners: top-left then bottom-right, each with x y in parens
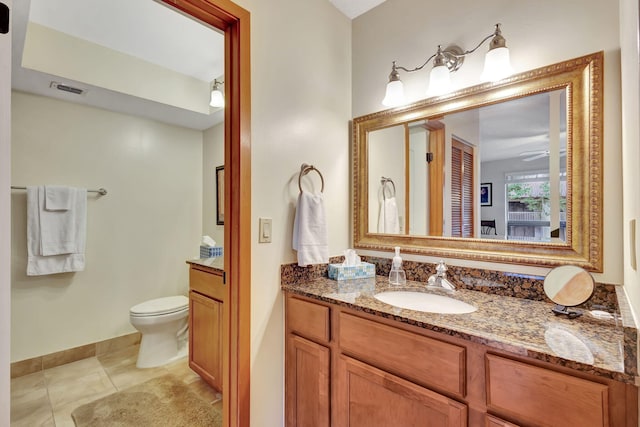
top-left (374, 291), bottom-right (477, 314)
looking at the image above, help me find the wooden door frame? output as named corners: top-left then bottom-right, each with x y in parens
top-left (160, 1), bottom-right (251, 426)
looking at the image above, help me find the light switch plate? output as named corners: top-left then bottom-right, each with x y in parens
top-left (259, 218), bottom-right (272, 243)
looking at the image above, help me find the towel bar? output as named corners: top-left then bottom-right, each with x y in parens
top-left (11, 186), bottom-right (108, 196)
top-left (298, 164), bottom-right (324, 193)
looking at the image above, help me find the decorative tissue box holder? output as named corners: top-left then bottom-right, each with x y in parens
top-left (200, 246), bottom-right (223, 258)
top-left (328, 262), bottom-right (375, 281)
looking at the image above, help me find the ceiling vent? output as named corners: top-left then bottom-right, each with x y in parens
top-left (50, 81), bottom-right (86, 95)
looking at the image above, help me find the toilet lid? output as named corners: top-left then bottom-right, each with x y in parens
top-left (130, 295), bottom-right (189, 316)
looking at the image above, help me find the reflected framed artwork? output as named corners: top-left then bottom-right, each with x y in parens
top-left (216, 165), bottom-right (224, 225)
top-left (480, 183), bottom-right (492, 207)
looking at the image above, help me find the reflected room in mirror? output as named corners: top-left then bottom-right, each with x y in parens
top-left (354, 52), bottom-right (603, 271)
top-left (368, 89), bottom-right (567, 242)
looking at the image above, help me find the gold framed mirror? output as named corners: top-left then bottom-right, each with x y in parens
top-left (352, 51), bottom-right (603, 271)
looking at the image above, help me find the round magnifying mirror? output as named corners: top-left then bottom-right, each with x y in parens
top-left (544, 265), bottom-right (594, 318)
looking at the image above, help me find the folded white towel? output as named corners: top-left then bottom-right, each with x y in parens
top-left (45, 185), bottom-right (72, 210)
top-left (40, 186), bottom-right (83, 256)
top-left (378, 197), bottom-right (400, 234)
top-left (27, 186), bottom-right (87, 275)
top-left (292, 191), bottom-right (329, 267)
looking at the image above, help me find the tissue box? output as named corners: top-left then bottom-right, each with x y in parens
top-left (200, 246), bottom-right (223, 258)
top-left (328, 262), bottom-right (375, 281)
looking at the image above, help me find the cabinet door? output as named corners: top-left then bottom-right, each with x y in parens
top-left (189, 290), bottom-right (222, 391)
top-left (336, 355), bottom-right (467, 427)
top-left (485, 414), bottom-right (520, 427)
top-left (285, 334), bottom-right (330, 427)
top-left (486, 354), bottom-right (609, 427)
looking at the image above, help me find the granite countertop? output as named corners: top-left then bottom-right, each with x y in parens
top-left (282, 275), bottom-right (638, 384)
top-left (187, 257), bottom-right (224, 273)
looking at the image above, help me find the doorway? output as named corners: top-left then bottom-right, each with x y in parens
top-left (5, 0), bottom-right (251, 425)
top-left (158, 3), bottom-right (251, 424)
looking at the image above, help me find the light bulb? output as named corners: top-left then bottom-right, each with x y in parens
top-left (210, 88), bottom-right (225, 108)
top-left (427, 65), bottom-right (451, 97)
top-left (481, 46), bottom-right (513, 82)
top-left (382, 80), bottom-right (405, 107)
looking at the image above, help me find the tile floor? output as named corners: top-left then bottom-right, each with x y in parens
top-left (10, 345), bottom-right (221, 427)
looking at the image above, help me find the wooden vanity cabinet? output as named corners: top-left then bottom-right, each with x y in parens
top-left (284, 293), bottom-right (638, 427)
top-left (189, 265), bottom-right (225, 391)
top-left (285, 297), bottom-right (331, 427)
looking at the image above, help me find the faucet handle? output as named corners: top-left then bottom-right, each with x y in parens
top-left (436, 260), bottom-right (447, 275)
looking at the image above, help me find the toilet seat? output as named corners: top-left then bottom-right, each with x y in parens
top-left (130, 295), bottom-right (189, 317)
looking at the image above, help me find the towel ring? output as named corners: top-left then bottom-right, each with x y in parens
top-left (298, 163), bottom-right (325, 193)
top-left (381, 176), bottom-right (396, 199)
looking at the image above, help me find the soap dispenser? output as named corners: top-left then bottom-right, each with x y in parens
top-left (388, 246), bottom-right (406, 286)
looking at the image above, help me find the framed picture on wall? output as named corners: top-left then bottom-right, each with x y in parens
top-left (216, 165), bottom-right (224, 225)
top-left (480, 183), bottom-right (492, 207)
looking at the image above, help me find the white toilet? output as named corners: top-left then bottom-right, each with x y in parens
top-left (129, 295), bottom-right (189, 368)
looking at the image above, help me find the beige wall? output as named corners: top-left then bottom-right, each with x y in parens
top-left (0, 0), bottom-right (13, 421)
top-left (352, 0), bottom-right (624, 285)
top-left (619, 0), bottom-right (640, 325)
top-left (234, 0), bottom-right (352, 424)
top-left (10, 92), bottom-right (203, 361)
top-left (203, 122), bottom-right (224, 245)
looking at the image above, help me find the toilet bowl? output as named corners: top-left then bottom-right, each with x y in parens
top-left (129, 295), bottom-right (189, 368)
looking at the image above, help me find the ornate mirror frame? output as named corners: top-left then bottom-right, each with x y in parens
top-left (352, 52), bottom-right (603, 271)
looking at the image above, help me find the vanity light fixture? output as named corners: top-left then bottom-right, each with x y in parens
top-left (209, 79), bottom-right (225, 108)
top-left (382, 23), bottom-right (513, 107)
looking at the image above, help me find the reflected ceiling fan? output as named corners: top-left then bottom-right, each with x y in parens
top-left (519, 148), bottom-right (566, 162)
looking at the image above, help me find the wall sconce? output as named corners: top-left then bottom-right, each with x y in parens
top-left (210, 79), bottom-right (225, 108)
top-left (382, 24), bottom-right (513, 107)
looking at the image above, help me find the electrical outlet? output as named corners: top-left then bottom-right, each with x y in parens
top-left (259, 218), bottom-right (272, 243)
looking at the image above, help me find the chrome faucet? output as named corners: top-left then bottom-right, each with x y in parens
top-left (427, 260), bottom-right (455, 290)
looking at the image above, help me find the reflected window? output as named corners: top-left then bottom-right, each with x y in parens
top-left (505, 171), bottom-right (566, 241)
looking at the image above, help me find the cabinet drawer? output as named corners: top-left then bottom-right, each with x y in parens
top-left (486, 354), bottom-right (609, 427)
top-left (337, 355), bottom-right (467, 427)
top-left (339, 313), bottom-right (466, 397)
top-left (287, 297), bottom-right (330, 343)
top-left (190, 267), bottom-right (225, 301)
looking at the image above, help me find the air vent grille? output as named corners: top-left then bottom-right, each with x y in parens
top-left (50, 82), bottom-right (86, 95)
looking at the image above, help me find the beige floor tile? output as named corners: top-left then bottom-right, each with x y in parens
top-left (50, 378), bottom-right (117, 427)
top-left (10, 372), bottom-right (54, 427)
top-left (10, 344), bottom-right (220, 427)
top-left (11, 410), bottom-right (55, 427)
top-left (98, 345), bottom-right (168, 390)
top-left (42, 357), bottom-right (104, 385)
top-left (45, 358), bottom-right (116, 410)
top-left (11, 371), bottom-right (46, 399)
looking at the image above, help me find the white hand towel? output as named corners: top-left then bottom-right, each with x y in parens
top-left (378, 197), bottom-right (400, 234)
top-left (45, 185), bottom-right (72, 210)
top-left (27, 186), bottom-right (87, 276)
top-left (292, 191), bottom-right (329, 267)
top-left (40, 186), bottom-right (83, 255)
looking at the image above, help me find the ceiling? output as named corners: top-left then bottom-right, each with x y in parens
top-left (12, 0), bottom-right (225, 131)
top-left (329, 0), bottom-right (387, 19)
top-left (11, 0), bottom-right (385, 131)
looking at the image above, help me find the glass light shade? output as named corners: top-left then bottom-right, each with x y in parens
top-left (210, 88), bottom-right (225, 108)
top-left (382, 80), bottom-right (405, 107)
top-left (427, 65), bottom-right (451, 96)
top-left (481, 47), bottom-right (513, 82)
